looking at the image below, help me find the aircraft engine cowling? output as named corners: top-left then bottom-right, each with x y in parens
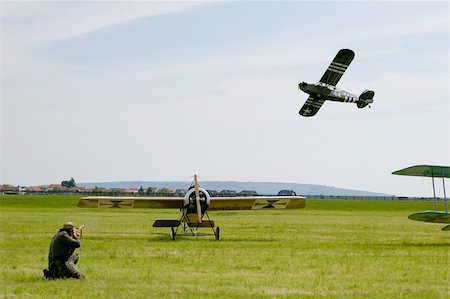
top-left (183, 187), bottom-right (210, 213)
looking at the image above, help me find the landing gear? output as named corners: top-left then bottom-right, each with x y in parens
top-left (215, 227), bottom-right (220, 240)
top-left (170, 227), bottom-right (176, 240)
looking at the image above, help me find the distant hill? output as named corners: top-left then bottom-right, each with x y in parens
top-left (78, 180), bottom-right (390, 197)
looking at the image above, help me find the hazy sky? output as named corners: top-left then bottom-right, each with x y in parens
top-left (0, 1), bottom-right (448, 197)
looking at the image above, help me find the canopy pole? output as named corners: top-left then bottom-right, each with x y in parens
top-left (441, 167), bottom-right (448, 213)
top-left (431, 168), bottom-right (437, 210)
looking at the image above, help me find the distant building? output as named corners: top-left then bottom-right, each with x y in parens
top-left (206, 190), bottom-right (218, 196)
top-left (154, 188), bottom-right (176, 195)
top-left (174, 189), bottom-right (187, 197)
top-left (277, 190), bottom-right (297, 196)
top-left (46, 184), bottom-right (64, 192)
top-left (122, 188), bottom-right (139, 194)
top-left (26, 186), bottom-right (44, 193)
top-left (238, 190), bottom-right (258, 197)
top-left (218, 190), bottom-right (237, 197)
top-left (1, 185), bottom-right (25, 195)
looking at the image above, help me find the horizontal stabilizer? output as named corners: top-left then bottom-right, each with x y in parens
top-left (442, 224), bottom-right (450, 231)
top-left (408, 211), bottom-right (450, 224)
top-left (153, 220), bottom-right (181, 227)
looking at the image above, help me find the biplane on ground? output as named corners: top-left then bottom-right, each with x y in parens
top-left (298, 48), bottom-right (375, 117)
top-left (392, 165), bottom-right (449, 231)
top-left (78, 176), bottom-right (306, 240)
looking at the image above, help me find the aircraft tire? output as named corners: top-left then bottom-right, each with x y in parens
top-left (215, 227), bottom-right (220, 240)
top-left (170, 227), bottom-right (176, 240)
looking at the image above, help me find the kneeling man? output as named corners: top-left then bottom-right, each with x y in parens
top-left (45, 222), bottom-right (85, 279)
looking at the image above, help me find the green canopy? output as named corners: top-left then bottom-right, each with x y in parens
top-left (392, 165), bottom-right (450, 178)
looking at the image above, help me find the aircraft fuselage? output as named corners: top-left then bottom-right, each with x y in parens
top-left (299, 82), bottom-right (358, 103)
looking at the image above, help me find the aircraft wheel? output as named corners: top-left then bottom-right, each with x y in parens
top-left (215, 227), bottom-right (220, 240)
top-left (170, 227), bottom-right (176, 240)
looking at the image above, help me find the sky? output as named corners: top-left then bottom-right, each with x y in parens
top-left (0, 1), bottom-right (448, 197)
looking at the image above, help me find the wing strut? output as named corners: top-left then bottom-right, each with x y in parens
top-left (441, 167), bottom-right (448, 213)
top-left (431, 168), bottom-right (437, 210)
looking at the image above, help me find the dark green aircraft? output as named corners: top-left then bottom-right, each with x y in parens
top-left (298, 49), bottom-right (374, 117)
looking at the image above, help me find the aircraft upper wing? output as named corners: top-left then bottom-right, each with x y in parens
top-left (392, 165), bottom-right (450, 178)
top-left (208, 196), bottom-right (305, 210)
top-left (299, 96), bottom-right (325, 117)
top-left (319, 49), bottom-right (355, 86)
top-left (78, 196), bottom-right (184, 209)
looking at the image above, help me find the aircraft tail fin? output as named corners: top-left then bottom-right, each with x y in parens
top-left (357, 90), bottom-right (374, 108)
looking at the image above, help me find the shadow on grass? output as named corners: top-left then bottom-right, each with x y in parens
top-left (400, 241), bottom-right (450, 248)
top-left (371, 242), bottom-right (450, 248)
top-left (147, 234), bottom-right (283, 243)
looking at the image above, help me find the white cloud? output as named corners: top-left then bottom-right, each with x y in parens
top-left (1, 2), bottom-right (209, 47)
top-left (0, 2), bottom-right (211, 77)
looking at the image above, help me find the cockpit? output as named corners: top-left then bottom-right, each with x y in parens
top-left (317, 82), bottom-right (335, 90)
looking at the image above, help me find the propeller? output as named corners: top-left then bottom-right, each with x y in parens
top-left (193, 175), bottom-right (202, 224)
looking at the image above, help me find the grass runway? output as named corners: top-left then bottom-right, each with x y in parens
top-left (0, 195), bottom-right (448, 298)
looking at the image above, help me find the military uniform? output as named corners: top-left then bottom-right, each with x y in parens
top-left (46, 223), bottom-right (85, 279)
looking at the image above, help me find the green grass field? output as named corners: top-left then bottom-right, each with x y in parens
top-left (0, 195), bottom-right (448, 298)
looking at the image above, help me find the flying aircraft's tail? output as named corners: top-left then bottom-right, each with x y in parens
top-left (357, 90), bottom-right (374, 108)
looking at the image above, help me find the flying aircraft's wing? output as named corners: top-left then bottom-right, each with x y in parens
top-left (299, 96), bottom-right (325, 117)
top-left (78, 196), bottom-right (184, 209)
top-left (319, 49), bottom-right (355, 86)
top-left (408, 211), bottom-right (450, 224)
top-left (208, 196), bottom-right (305, 210)
top-left (392, 165), bottom-right (450, 178)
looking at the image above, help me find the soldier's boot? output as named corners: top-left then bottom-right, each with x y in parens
top-left (43, 268), bottom-right (54, 280)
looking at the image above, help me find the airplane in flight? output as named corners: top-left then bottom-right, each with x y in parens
top-left (78, 175), bottom-right (306, 240)
top-left (392, 165), bottom-right (449, 231)
top-left (298, 48), bottom-right (375, 117)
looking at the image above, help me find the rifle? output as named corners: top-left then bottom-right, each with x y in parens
top-left (75, 224), bottom-right (85, 238)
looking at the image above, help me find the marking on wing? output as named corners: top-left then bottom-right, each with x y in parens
top-left (98, 199), bottom-right (134, 208)
top-left (300, 96), bottom-right (325, 116)
top-left (327, 62), bottom-right (349, 74)
top-left (305, 98), bottom-right (325, 108)
top-left (252, 199), bottom-right (290, 209)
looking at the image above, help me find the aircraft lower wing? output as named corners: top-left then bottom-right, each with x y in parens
top-left (78, 195), bottom-right (305, 210)
top-left (319, 49), bottom-right (354, 86)
top-left (408, 211), bottom-right (450, 224)
top-left (299, 96), bottom-right (325, 117)
top-left (78, 196), bottom-right (184, 209)
top-left (78, 193), bottom-right (305, 240)
top-left (208, 196), bottom-right (305, 210)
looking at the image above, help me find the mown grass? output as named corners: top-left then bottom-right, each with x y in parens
top-left (0, 195), bottom-right (448, 298)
